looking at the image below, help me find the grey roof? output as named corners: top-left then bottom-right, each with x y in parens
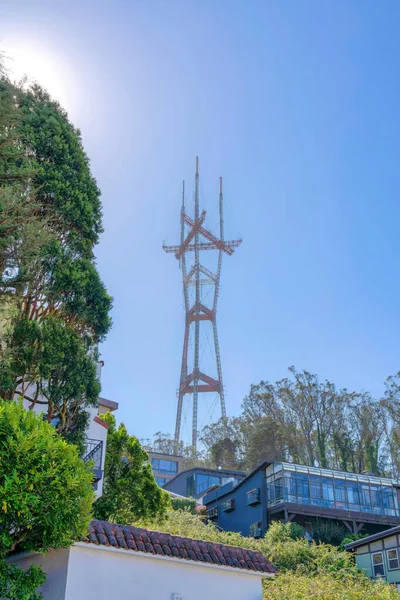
top-left (98, 397), bottom-right (119, 412)
top-left (344, 526), bottom-right (400, 550)
top-left (163, 466), bottom-right (247, 489)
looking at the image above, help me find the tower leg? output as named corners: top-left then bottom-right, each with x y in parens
top-left (212, 319), bottom-right (226, 418)
top-left (175, 321), bottom-right (190, 448)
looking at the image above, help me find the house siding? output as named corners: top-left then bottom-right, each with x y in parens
top-left (352, 532), bottom-right (400, 586)
top-left (204, 469), bottom-right (267, 537)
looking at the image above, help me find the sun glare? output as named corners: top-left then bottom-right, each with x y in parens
top-left (3, 40), bottom-right (74, 108)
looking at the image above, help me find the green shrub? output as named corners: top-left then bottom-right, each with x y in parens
top-left (170, 497), bottom-right (197, 513)
top-left (263, 571), bottom-right (399, 599)
top-left (0, 399), bottom-right (94, 555)
top-left (0, 561), bottom-right (46, 600)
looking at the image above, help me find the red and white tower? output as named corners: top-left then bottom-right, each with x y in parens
top-left (163, 157), bottom-right (241, 449)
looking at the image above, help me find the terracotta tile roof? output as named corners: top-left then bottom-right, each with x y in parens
top-left (83, 520), bottom-right (276, 574)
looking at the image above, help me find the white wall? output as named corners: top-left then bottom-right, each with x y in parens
top-left (64, 545), bottom-right (264, 600)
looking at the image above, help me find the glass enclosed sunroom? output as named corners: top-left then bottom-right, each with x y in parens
top-left (266, 462), bottom-right (400, 534)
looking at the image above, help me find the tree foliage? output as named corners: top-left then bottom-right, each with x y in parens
top-left (0, 562), bottom-right (46, 600)
top-left (0, 400), bottom-right (94, 556)
top-left (187, 366), bottom-right (400, 478)
top-left (93, 413), bottom-right (171, 523)
top-left (0, 69), bottom-right (112, 439)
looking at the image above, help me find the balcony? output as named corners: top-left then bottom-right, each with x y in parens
top-left (83, 439), bottom-right (104, 486)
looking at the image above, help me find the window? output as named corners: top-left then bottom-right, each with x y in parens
top-left (322, 477), bottom-right (335, 508)
top-left (249, 522), bottom-right (262, 538)
top-left (334, 479), bottom-right (348, 510)
top-left (383, 487), bottom-right (396, 516)
top-left (186, 473), bottom-right (221, 497)
top-left (222, 499), bottom-right (235, 512)
top-left (246, 488), bottom-right (261, 505)
top-left (285, 474), bottom-right (297, 503)
top-left (310, 475), bottom-right (323, 507)
top-left (387, 549), bottom-right (399, 571)
top-left (295, 473), bottom-right (309, 504)
top-left (370, 486), bottom-right (383, 515)
top-left (371, 552), bottom-right (385, 578)
top-left (206, 507), bottom-right (218, 519)
top-left (151, 458), bottom-right (178, 475)
top-left (155, 476), bottom-right (168, 487)
top-left (346, 481), bottom-right (360, 512)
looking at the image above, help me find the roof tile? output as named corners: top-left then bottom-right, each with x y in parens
top-left (83, 520), bottom-right (276, 574)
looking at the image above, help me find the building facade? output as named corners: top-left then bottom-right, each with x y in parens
top-left (21, 360), bottom-right (118, 498)
top-left (7, 520), bottom-right (275, 600)
top-left (163, 467), bottom-right (246, 500)
top-left (345, 526), bottom-right (400, 589)
top-left (203, 460), bottom-right (400, 538)
top-left (146, 451), bottom-right (183, 487)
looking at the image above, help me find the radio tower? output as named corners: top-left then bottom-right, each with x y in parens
top-left (162, 157), bottom-right (242, 449)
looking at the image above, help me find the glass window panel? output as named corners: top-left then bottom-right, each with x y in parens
top-left (346, 482), bottom-right (360, 505)
top-left (360, 484), bottom-right (371, 508)
top-left (186, 474), bottom-right (196, 497)
top-left (151, 458), bottom-right (178, 474)
top-left (388, 549), bottom-right (399, 571)
top-left (370, 485), bottom-right (383, 514)
top-left (196, 474), bottom-right (220, 494)
top-left (322, 478), bottom-right (334, 503)
top-left (285, 475), bottom-right (297, 502)
top-left (275, 476), bottom-right (284, 501)
top-left (267, 482), bottom-right (275, 505)
top-left (382, 487), bottom-right (396, 516)
top-left (310, 475), bottom-right (322, 499)
top-left (296, 474), bottom-right (309, 500)
top-left (334, 480), bottom-right (348, 509)
top-left (372, 552), bottom-right (385, 578)
top-left (155, 477), bottom-right (168, 486)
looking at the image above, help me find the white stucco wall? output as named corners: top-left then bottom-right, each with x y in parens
top-left (64, 544), bottom-right (265, 600)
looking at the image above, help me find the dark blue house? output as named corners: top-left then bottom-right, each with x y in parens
top-left (163, 466), bottom-right (246, 500)
top-left (203, 460), bottom-right (400, 538)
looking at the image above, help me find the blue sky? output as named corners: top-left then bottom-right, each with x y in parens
top-left (2, 0), bottom-right (400, 442)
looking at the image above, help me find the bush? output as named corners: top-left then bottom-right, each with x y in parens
top-left (0, 561), bottom-right (46, 600)
top-left (170, 497), bottom-right (197, 513)
top-left (263, 571), bottom-right (400, 599)
top-left (261, 521), bottom-right (360, 575)
top-left (138, 508), bottom-right (261, 551)
top-left (0, 400), bottom-right (94, 555)
top-left (310, 517), bottom-right (347, 546)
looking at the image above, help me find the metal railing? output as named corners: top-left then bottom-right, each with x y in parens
top-left (83, 439), bottom-right (103, 470)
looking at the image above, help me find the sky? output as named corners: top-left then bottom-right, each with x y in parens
top-left (2, 0), bottom-right (400, 443)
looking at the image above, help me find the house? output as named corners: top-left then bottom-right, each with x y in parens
top-left (345, 526), bottom-right (400, 589)
top-left (8, 520), bottom-right (276, 600)
top-left (163, 466), bottom-right (246, 500)
top-left (146, 450), bottom-right (183, 487)
top-left (203, 460), bottom-right (400, 538)
top-left (21, 360), bottom-right (118, 498)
